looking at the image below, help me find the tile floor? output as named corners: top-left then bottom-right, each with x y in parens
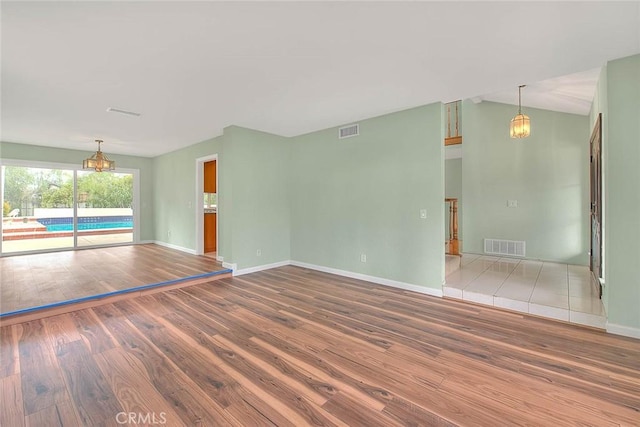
top-left (444, 253), bottom-right (606, 329)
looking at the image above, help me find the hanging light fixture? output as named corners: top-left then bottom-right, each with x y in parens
top-left (82, 139), bottom-right (115, 172)
top-left (510, 85), bottom-right (531, 139)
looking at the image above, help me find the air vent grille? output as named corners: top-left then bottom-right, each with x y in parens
top-left (484, 239), bottom-right (526, 257)
top-left (106, 107), bottom-right (141, 117)
top-left (339, 124), bottom-right (359, 139)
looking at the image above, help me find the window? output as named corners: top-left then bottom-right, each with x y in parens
top-left (1, 162), bottom-right (138, 255)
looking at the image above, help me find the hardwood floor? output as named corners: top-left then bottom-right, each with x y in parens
top-left (0, 244), bottom-right (227, 315)
top-left (1, 265), bottom-right (639, 426)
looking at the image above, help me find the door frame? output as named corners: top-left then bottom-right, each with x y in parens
top-left (195, 154), bottom-right (218, 256)
top-left (589, 113), bottom-right (603, 297)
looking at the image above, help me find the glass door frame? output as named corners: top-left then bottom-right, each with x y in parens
top-left (0, 158), bottom-right (140, 257)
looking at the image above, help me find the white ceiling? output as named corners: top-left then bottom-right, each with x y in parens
top-left (478, 68), bottom-right (602, 116)
top-left (2, 1), bottom-right (639, 157)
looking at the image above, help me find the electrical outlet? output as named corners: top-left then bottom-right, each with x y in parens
top-left (507, 200), bottom-right (518, 208)
top-left (360, 254), bottom-right (367, 263)
top-left (256, 249), bottom-right (262, 256)
top-left (420, 209), bottom-right (427, 219)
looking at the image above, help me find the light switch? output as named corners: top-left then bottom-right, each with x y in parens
top-left (507, 200), bottom-right (518, 208)
top-left (420, 209), bottom-right (427, 219)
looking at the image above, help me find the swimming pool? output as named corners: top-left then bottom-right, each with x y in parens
top-left (38, 216), bottom-right (133, 232)
top-left (45, 222), bottom-right (133, 232)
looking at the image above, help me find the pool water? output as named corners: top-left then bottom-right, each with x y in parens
top-left (46, 221), bottom-right (133, 232)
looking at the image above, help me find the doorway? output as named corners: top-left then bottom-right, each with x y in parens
top-left (590, 113), bottom-right (603, 298)
top-left (195, 154), bottom-right (218, 257)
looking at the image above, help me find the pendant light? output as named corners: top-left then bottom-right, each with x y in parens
top-left (510, 85), bottom-right (531, 138)
top-left (82, 139), bottom-right (115, 172)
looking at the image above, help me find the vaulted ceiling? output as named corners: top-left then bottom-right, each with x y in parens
top-left (2, 1), bottom-right (639, 157)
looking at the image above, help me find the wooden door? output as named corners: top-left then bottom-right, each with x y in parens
top-left (590, 113), bottom-right (603, 298)
top-left (204, 213), bottom-right (217, 253)
top-left (204, 161), bottom-right (217, 193)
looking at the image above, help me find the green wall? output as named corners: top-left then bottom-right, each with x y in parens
top-left (152, 126), bottom-right (291, 270)
top-left (604, 54), bottom-right (640, 332)
top-left (224, 126), bottom-right (291, 270)
top-left (153, 105), bottom-right (445, 289)
top-left (0, 141), bottom-right (154, 241)
top-left (4, 53), bottom-right (639, 336)
top-left (152, 135), bottom-right (224, 253)
top-left (445, 157), bottom-right (463, 244)
top-left (290, 104), bottom-right (445, 291)
top-left (462, 101), bottom-right (590, 264)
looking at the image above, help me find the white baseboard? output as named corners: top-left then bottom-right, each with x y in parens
top-left (234, 260), bottom-right (291, 276)
top-left (606, 322), bottom-right (640, 340)
top-left (216, 255), bottom-right (224, 262)
top-left (139, 247), bottom-right (443, 298)
top-left (222, 261), bottom-right (237, 270)
top-left (290, 260), bottom-right (443, 297)
top-left (151, 240), bottom-right (196, 255)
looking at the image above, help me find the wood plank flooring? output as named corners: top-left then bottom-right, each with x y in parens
top-left (0, 244), bottom-right (226, 314)
top-left (1, 265), bottom-right (639, 426)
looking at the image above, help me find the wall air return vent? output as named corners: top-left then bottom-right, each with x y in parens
top-left (484, 239), bottom-right (526, 257)
top-left (339, 124), bottom-right (359, 139)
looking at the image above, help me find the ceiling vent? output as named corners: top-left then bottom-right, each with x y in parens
top-left (339, 124), bottom-right (359, 139)
top-left (106, 107), bottom-right (141, 117)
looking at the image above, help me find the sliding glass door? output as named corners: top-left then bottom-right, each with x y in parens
top-left (1, 162), bottom-right (136, 255)
top-left (2, 166), bottom-right (75, 253)
top-left (76, 171), bottom-right (133, 248)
